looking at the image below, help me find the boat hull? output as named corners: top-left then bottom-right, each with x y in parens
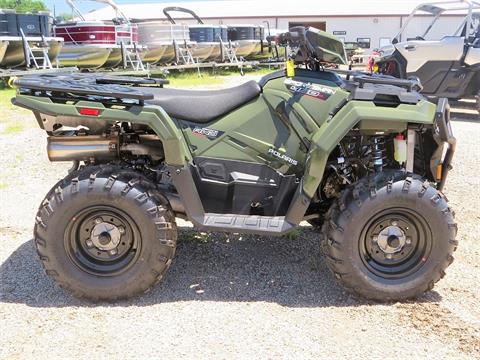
top-left (159, 45), bottom-right (176, 63)
top-left (0, 39), bottom-right (8, 65)
top-left (140, 46), bottom-right (166, 64)
top-left (246, 42), bottom-right (274, 60)
top-left (54, 21), bottom-right (140, 69)
top-left (191, 43), bottom-right (217, 62)
top-left (137, 22), bottom-right (194, 64)
top-left (146, 42), bottom-right (197, 64)
top-left (234, 40), bottom-right (258, 59)
top-left (57, 45), bottom-right (113, 69)
top-left (102, 47), bottom-right (122, 68)
top-left (206, 44), bottom-right (223, 61)
top-left (0, 36), bottom-right (63, 68)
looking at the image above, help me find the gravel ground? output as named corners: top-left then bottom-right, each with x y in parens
top-left (0, 78), bottom-right (479, 359)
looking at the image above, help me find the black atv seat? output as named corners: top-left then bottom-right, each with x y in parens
top-left (142, 80), bottom-right (261, 123)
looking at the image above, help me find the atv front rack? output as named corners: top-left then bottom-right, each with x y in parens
top-left (334, 69), bottom-right (423, 92)
top-left (14, 73), bottom-right (169, 104)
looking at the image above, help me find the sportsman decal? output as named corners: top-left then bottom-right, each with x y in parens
top-left (284, 79), bottom-right (335, 100)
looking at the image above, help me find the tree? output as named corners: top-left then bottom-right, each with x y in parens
top-left (0, 0), bottom-right (47, 12)
top-left (55, 12), bottom-right (74, 22)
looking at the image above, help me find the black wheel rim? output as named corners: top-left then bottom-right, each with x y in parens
top-left (65, 206), bottom-right (141, 276)
top-left (360, 207), bottom-right (433, 279)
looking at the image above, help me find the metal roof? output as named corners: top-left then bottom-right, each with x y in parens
top-left (84, 0), bottom-right (436, 21)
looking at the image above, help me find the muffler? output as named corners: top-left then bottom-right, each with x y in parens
top-left (47, 136), bottom-right (119, 162)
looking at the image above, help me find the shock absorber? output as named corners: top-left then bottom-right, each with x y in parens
top-left (371, 137), bottom-right (385, 172)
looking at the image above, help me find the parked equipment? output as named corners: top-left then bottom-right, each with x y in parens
top-left (376, 0), bottom-right (480, 112)
top-left (135, 7), bottom-right (196, 65)
top-left (12, 26), bottom-right (457, 302)
top-left (227, 24), bottom-right (264, 58)
top-left (163, 7), bottom-right (227, 62)
top-left (0, 9), bottom-right (63, 68)
top-left (54, 0), bottom-right (143, 70)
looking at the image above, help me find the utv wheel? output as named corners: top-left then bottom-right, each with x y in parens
top-left (34, 166), bottom-right (177, 301)
top-left (322, 172), bottom-right (457, 301)
top-left (477, 91), bottom-right (480, 114)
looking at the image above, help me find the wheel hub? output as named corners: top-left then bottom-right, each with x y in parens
top-left (90, 219), bottom-right (122, 251)
top-left (361, 209), bottom-right (433, 279)
top-left (377, 225), bottom-right (406, 254)
top-left (66, 207), bottom-right (140, 276)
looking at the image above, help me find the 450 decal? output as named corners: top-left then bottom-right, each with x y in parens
top-left (284, 79), bottom-right (336, 101)
top-left (189, 125), bottom-right (225, 140)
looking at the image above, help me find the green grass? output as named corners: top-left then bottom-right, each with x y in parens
top-left (0, 88), bottom-right (15, 110)
top-left (164, 67), bottom-right (276, 87)
top-left (284, 228), bottom-right (302, 240)
top-left (1, 122), bottom-right (23, 135)
top-left (180, 229), bottom-right (211, 243)
top-left (0, 87), bottom-right (24, 130)
top-left (167, 72), bottom-right (226, 87)
top-left (0, 87), bottom-right (33, 135)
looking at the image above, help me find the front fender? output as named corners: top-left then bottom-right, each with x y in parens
top-left (285, 99), bottom-right (436, 224)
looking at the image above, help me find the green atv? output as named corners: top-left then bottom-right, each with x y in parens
top-left (12, 27), bottom-right (457, 301)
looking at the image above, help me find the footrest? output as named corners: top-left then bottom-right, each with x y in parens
top-left (201, 213), bottom-right (293, 235)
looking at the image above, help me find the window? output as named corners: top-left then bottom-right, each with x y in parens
top-left (379, 37), bottom-right (391, 48)
top-left (357, 37), bottom-right (371, 49)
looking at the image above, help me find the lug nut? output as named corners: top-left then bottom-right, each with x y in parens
top-left (109, 249), bottom-right (117, 256)
top-left (86, 240), bottom-right (94, 248)
top-left (118, 226), bottom-right (125, 235)
top-left (391, 220), bottom-right (398, 226)
top-left (95, 217), bottom-right (103, 224)
top-left (386, 254), bottom-right (393, 260)
top-left (406, 237), bottom-right (412, 245)
top-left (372, 235), bottom-right (378, 243)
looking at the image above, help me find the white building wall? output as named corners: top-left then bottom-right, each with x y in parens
top-left (179, 15), bottom-right (465, 52)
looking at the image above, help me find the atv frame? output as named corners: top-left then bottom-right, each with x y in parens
top-left (13, 72), bottom-right (454, 234)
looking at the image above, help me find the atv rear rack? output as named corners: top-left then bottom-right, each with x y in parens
top-left (14, 73), bottom-right (169, 104)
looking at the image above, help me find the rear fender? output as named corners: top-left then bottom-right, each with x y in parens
top-left (13, 95), bottom-right (192, 166)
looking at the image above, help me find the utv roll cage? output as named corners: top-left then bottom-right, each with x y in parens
top-left (394, 0), bottom-right (480, 43)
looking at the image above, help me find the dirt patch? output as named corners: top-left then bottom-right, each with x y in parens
top-left (396, 302), bottom-right (480, 356)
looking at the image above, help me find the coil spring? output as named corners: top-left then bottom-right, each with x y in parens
top-left (371, 136), bottom-right (386, 172)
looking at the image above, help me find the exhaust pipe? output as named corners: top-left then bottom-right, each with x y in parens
top-left (47, 136), bottom-right (118, 162)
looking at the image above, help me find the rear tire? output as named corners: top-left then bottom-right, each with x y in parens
top-left (322, 171), bottom-right (457, 301)
top-left (34, 165), bottom-right (177, 301)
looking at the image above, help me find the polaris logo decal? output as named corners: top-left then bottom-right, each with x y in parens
top-left (284, 79), bottom-right (335, 101)
top-left (268, 148), bottom-right (298, 166)
top-left (190, 126), bottom-right (224, 140)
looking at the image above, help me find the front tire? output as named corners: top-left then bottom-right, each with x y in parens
top-left (322, 172), bottom-right (458, 301)
top-left (34, 165), bottom-right (177, 301)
